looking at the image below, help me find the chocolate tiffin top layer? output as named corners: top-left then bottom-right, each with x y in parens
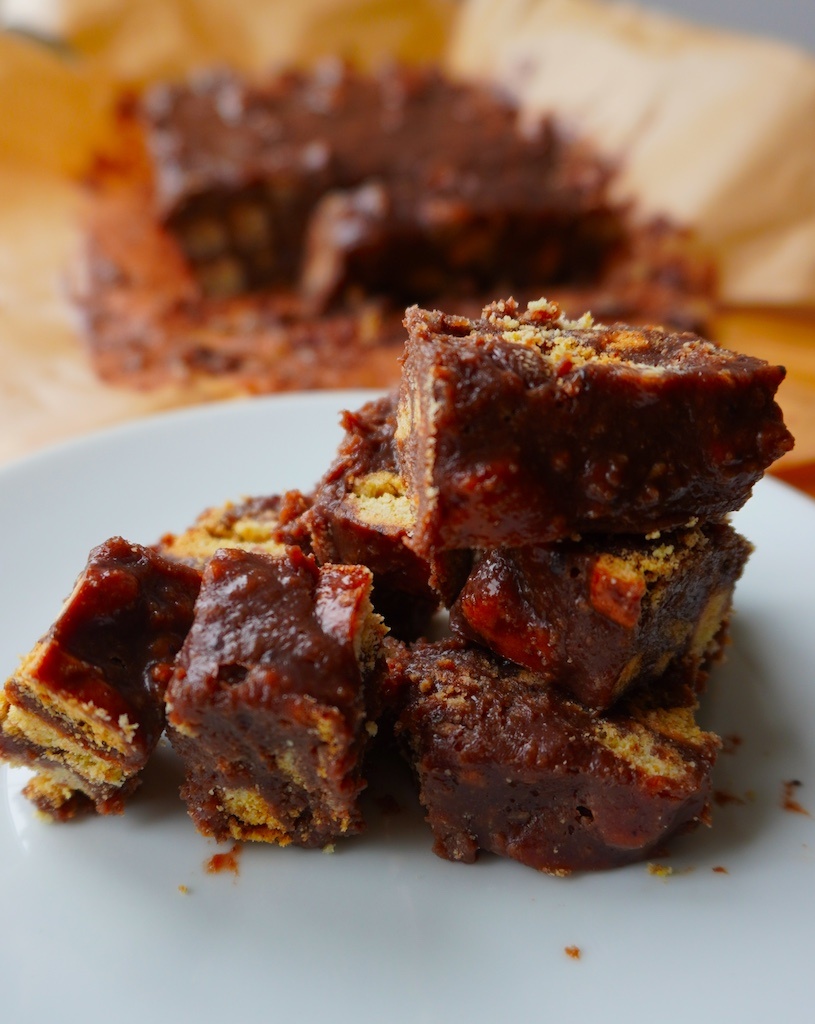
top-left (397, 297), bottom-right (793, 553)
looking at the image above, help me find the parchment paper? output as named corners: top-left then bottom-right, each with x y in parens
top-left (449, 0), bottom-right (815, 307)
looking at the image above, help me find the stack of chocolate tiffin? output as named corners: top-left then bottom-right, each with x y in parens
top-left (0, 296), bottom-right (794, 875)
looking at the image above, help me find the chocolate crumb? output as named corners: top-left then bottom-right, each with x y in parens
top-left (205, 843), bottom-right (242, 875)
top-left (782, 780), bottom-right (811, 817)
top-left (713, 789), bottom-right (747, 807)
top-left (721, 733), bottom-right (743, 756)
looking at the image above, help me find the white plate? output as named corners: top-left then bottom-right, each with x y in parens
top-left (1, 391), bottom-right (814, 1023)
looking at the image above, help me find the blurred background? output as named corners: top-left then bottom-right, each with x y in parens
top-left (3, 0), bottom-right (815, 51)
top-left (640, 0), bottom-right (815, 51)
top-left (0, 0), bottom-right (813, 491)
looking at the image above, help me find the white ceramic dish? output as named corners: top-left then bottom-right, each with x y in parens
top-left (1, 392), bottom-right (813, 1023)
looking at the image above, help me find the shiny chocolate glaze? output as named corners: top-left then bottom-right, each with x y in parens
top-left (398, 300), bottom-right (793, 554)
top-left (166, 547), bottom-right (375, 846)
top-left (391, 639), bottom-right (720, 874)
top-left (29, 537), bottom-right (200, 762)
top-left (450, 521), bottom-right (753, 710)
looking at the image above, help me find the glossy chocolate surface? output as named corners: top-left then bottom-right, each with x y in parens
top-left (30, 537), bottom-right (200, 759)
top-left (450, 521), bottom-right (752, 710)
top-left (166, 547), bottom-right (374, 846)
top-left (0, 537), bottom-right (200, 818)
top-left (398, 299), bottom-right (793, 553)
top-left (170, 547), bottom-right (366, 718)
top-left (391, 639), bottom-right (719, 874)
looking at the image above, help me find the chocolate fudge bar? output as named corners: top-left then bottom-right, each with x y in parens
top-left (158, 490), bottom-right (312, 565)
top-left (76, 65), bottom-right (715, 395)
top-left (142, 62), bottom-right (624, 304)
top-left (0, 538), bottom-right (200, 819)
top-left (390, 639), bottom-right (720, 874)
top-left (397, 297), bottom-right (793, 554)
top-left (450, 521), bottom-right (752, 710)
top-left (307, 394), bottom-right (468, 638)
top-left (78, 236), bottom-right (406, 393)
top-left (166, 547), bottom-right (385, 847)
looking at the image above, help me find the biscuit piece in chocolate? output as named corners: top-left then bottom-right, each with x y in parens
top-left (391, 639), bottom-right (720, 874)
top-left (0, 538), bottom-right (200, 819)
top-left (158, 490), bottom-right (313, 565)
top-left (397, 297), bottom-right (793, 554)
top-left (307, 394), bottom-right (468, 638)
top-left (450, 522), bottom-right (752, 710)
top-left (166, 547), bottom-right (385, 847)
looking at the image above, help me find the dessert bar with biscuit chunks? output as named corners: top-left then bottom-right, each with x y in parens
top-left (165, 546), bottom-right (386, 847)
top-left (0, 538), bottom-right (200, 820)
top-left (76, 64), bottom-right (715, 396)
top-left (450, 521), bottom-right (753, 711)
top-left (157, 490), bottom-right (313, 565)
top-left (140, 63), bottom-right (625, 305)
top-left (306, 393), bottom-right (469, 639)
top-left (396, 297), bottom-right (793, 556)
top-left (389, 638), bottom-right (720, 875)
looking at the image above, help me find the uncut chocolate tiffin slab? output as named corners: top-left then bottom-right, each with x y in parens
top-left (0, 538), bottom-right (200, 819)
top-left (396, 297), bottom-right (793, 554)
top-left (307, 393), bottom-right (469, 638)
top-left (141, 63), bottom-right (625, 305)
top-left (165, 546), bottom-right (385, 847)
top-left (450, 521), bottom-right (752, 711)
top-left (389, 639), bottom-right (720, 875)
top-left (79, 64), bottom-right (713, 396)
